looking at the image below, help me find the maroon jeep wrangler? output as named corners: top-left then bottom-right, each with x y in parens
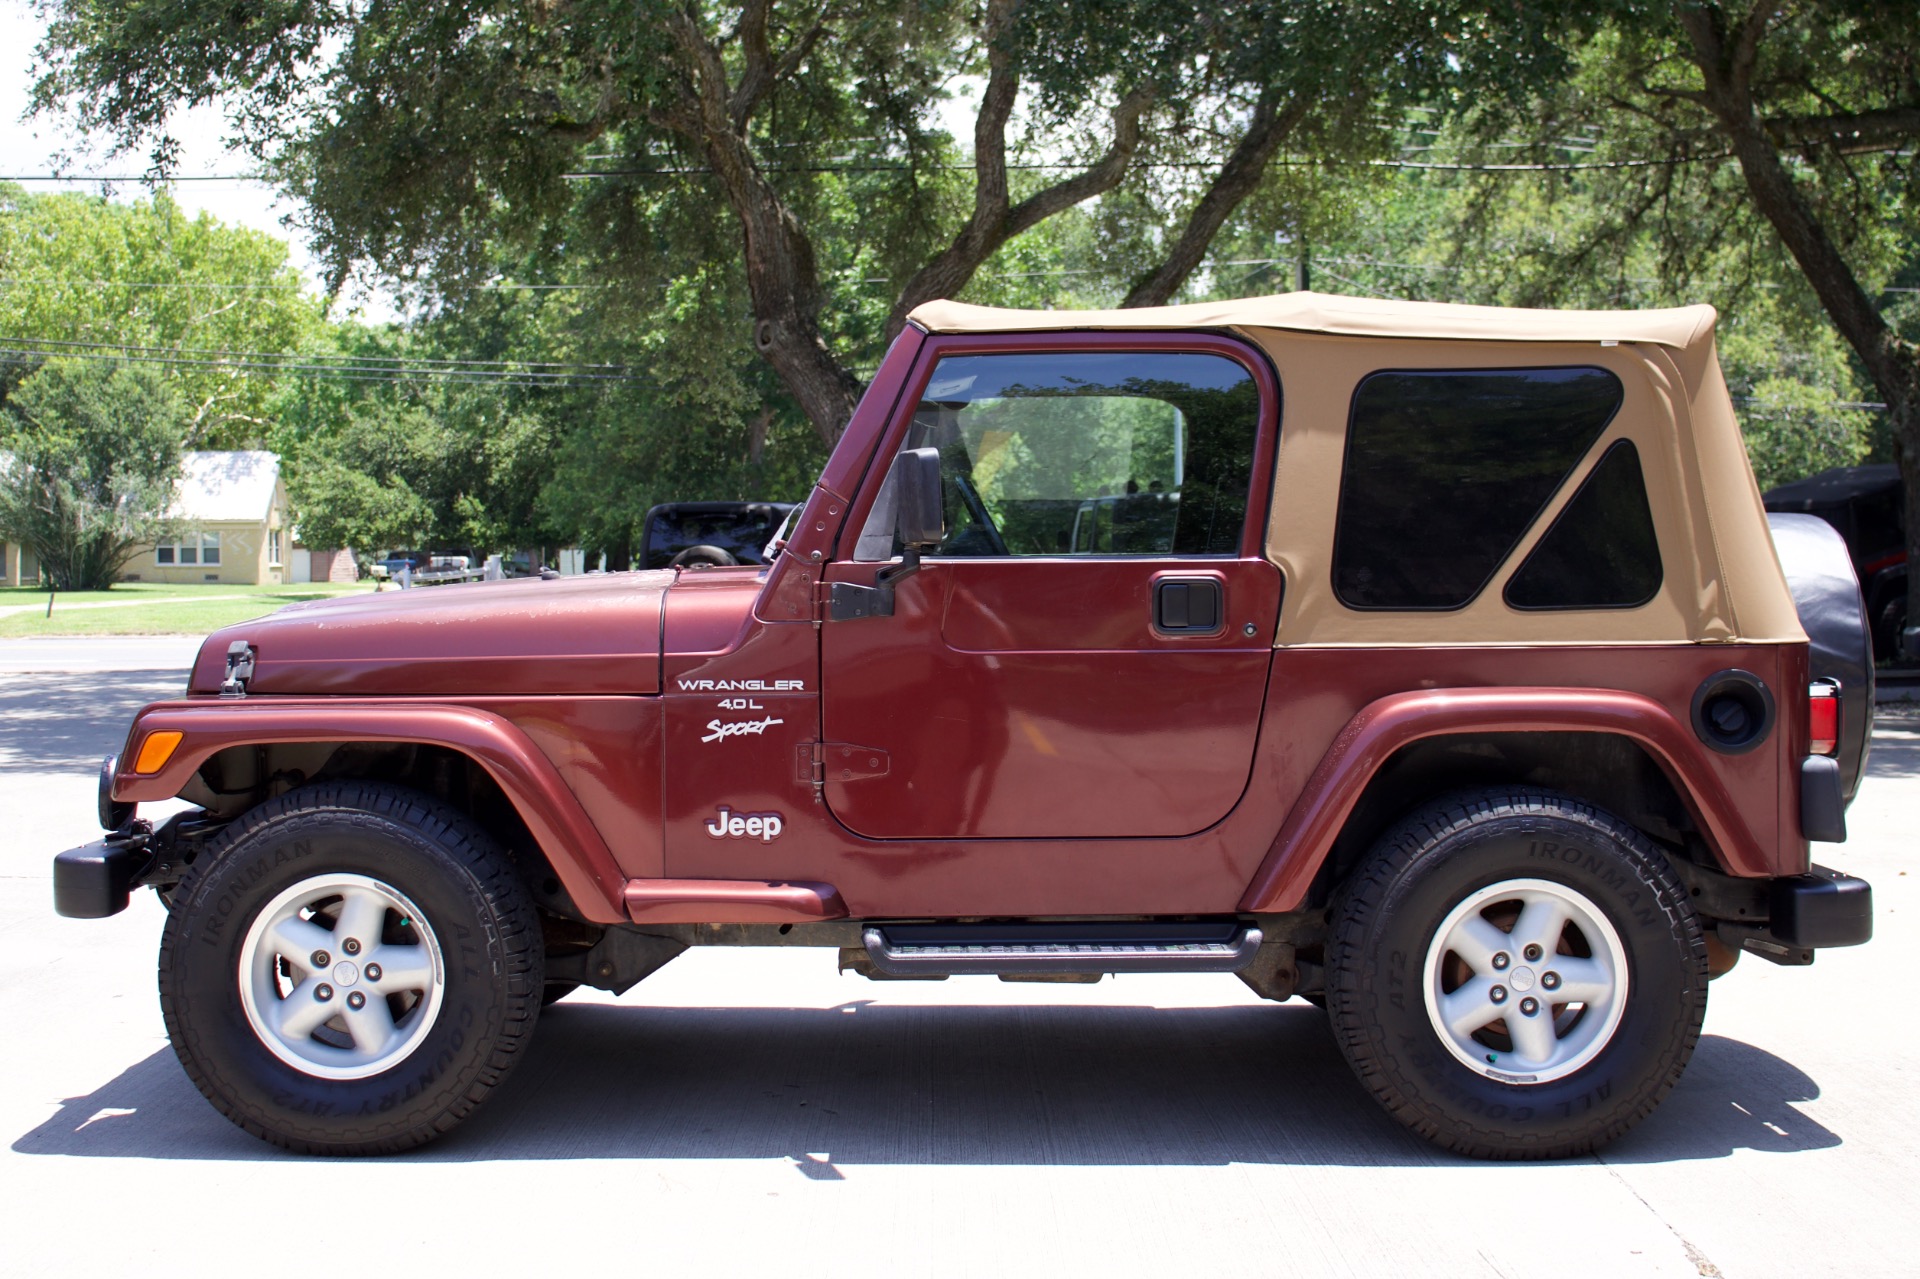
top-left (56, 292), bottom-right (1875, 1159)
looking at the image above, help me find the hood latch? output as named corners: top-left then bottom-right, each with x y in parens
top-left (220, 641), bottom-right (256, 698)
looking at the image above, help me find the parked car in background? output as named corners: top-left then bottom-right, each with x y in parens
top-left (1764, 464), bottom-right (1908, 661)
top-left (638, 501), bottom-right (798, 569)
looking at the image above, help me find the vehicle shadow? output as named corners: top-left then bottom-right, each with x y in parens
top-left (1865, 714), bottom-right (1920, 779)
top-left (11, 1003), bottom-right (1837, 1166)
top-left (0, 668), bottom-right (184, 772)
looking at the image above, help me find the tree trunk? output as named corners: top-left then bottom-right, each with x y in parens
top-left (663, 11), bottom-right (864, 446)
top-left (1679, 4), bottom-right (1920, 654)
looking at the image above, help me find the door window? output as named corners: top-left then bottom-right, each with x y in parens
top-left (858, 350), bottom-right (1263, 559)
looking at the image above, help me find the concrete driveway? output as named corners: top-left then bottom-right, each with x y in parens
top-left (2, 637), bottom-right (1914, 1277)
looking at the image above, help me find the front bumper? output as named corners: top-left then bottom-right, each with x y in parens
top-left (53, 828), bottom-right (151, 919)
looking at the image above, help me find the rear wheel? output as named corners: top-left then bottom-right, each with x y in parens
top-left (1328, 788), bottom-right (1707, 1159)
top-left (160, 781), bottom-right (543, 1154)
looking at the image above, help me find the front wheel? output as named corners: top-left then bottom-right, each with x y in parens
top-left (1327, 789), bottom-right (1708, 1159)
top-left (159, 782), bottom-right (544, 1154)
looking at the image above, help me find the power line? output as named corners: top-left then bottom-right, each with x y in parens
top-left (0, 277), bottom-right (596, 292)
top-left (0, 173), bottom-right (267, 182)
top-left (1, 151), bottom-right (1741, 187)
top-left (0, 346), bottom-right (631, 388)
top-left (5, 335), bottom-right (628, 372)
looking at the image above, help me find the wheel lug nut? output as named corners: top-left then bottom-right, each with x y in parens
top-left (1542, 971), bottom-right (1560, 991)
top-left (364, 963), bottom-right (382, 982)
top-left (315, 984), bottom-right (333, 1001)
top-left (1490, 985), bottom-right (1508, 1004)
top-left (342, 938), bottom-right (362, 956)
top-left (311, 950), bottom-right (330, 968)
top-left (347, 992), bottom-right (366, 1010)
top-left (1520, 997), bottom-right (1539, 1016)
top-left (1492, 953), bottom-right (1511, 971)
top-left (1524, 943), bottom-right (1543, 962)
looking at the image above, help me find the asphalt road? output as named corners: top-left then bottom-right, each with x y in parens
top-left (2, 637), bottom-right (1915, 1277)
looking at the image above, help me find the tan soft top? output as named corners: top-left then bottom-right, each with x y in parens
top-left (905, 291), bottom-right (1801, 647)
top-left (908, 292), bottom-right (1721, 353)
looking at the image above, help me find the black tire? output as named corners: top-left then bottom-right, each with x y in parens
top-left (159, 781), bottom-right (544, 1155)
top-left (1327, 788), bottom-right (1708, 1160)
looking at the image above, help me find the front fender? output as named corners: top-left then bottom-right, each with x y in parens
top-left (1237, 686), bottom-right (1776, 914)
top-left (113, 699), bottom-right (630, 924)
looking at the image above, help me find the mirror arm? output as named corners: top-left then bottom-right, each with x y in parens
top-left (826, 547), bottom-right (927, 622)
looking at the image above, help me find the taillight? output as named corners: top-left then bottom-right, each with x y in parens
top-left (1808, 681), bottom-right (1840, 756)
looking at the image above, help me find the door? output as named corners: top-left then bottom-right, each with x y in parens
top-left (819, 340), bottom-right (1282, 840)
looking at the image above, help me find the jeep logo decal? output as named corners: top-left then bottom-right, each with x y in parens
top-left (704, 806), bottom-right (784, 842)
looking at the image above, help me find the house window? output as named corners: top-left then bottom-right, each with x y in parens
top-left (158, 533), bottom-right (221, 566)
top-left (268, 528), bottom-right (282, 566)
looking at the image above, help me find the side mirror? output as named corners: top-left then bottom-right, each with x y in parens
top-left (824, 447), bottom-right (944, 623)
top-left (893, 447), bottom-right (944, 551)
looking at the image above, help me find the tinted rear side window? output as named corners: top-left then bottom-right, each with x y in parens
top-left (1505, 440), bottom-right (1662, 610)
top-left (1333, 366), bottom-right (1624, 610)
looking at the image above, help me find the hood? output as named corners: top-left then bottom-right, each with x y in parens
top-left (189, 571), bottom-right (676, 697)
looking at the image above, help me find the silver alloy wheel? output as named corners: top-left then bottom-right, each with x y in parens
top-left (1422, 877), bottom-right (1629, 1084)
top-left (238, 873), bottom-right (446, 1081)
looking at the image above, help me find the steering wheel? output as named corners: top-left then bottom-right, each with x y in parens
top-left (949, 472), bottom-right (1010, 557)
top-left (670, 544), bottom-right (740, 569)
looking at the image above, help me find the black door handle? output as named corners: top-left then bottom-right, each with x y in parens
top-left (1153, 577), bottom-right (1223, 634)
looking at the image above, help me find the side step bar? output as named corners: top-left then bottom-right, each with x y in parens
top-left (861, 921), bottom-right (1263, 977)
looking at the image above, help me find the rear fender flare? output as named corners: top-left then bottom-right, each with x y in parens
top-left (1237, 686), bottom-right (1770, 913)
top-left (112, 700), bottom-right (629, 924)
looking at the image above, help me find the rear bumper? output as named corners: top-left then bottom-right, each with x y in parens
top-left (52, 830), bottom-right (151, 919)
top-left (1770, 866), bottom-right (1872, 949)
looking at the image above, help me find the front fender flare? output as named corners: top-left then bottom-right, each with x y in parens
top-left (1238, 686), bottom-right (1771, 914)
top-left (113, 699), bottom-right (630, 924)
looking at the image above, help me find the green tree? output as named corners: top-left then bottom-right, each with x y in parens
top-left (1427, 3), bottom-right (1920, 629)
top-left (269, 322), bottom-right (563, 555)
top-left (0, 360), bottom-right (186, 589)
top-left (33, 1), bottom-right (1557, 442)
top-left (0, 185), bottom-right (323, 445)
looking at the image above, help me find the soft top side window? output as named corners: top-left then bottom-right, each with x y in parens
top-left (855, 350), bottom-right (1263, 560)
top-left (1333, 366), bottom-right (1624, 611)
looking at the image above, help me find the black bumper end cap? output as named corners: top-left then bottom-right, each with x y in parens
top-left (1770, 866), bottom-right (1872, 949)
top-left (53, 836), bottom-right (150, 919)
top-left (1799, 755), bottom-right (1847, 843)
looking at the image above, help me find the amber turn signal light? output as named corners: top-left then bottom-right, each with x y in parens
top-left (133, 730), bottom-right (184, 774)
top-left (1807, 683), bottom-right (1840, 757)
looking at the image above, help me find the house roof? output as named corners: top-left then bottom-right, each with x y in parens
top-left (908, 290), bottom-right (1719, 352)
top-left (174, 451), bottom-right (281, 523)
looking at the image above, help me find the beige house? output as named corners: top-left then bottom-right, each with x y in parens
top-left (2, 540), bottom-right (37, 588)
top-left (123, 451), bottom-right (291, 587)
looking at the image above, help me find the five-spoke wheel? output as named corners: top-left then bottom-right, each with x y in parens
top-left (1423, 878), bottom-right (1627, 1083)
top-left (239, 874), bottom-right (446, 1080)
top-left (1328, 788), bottom-right (1708, 1159)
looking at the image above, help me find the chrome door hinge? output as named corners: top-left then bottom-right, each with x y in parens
top-left (796, 742), bottom-right (891, 786)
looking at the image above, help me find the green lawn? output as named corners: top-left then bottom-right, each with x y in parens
top-left (0, 582), bottom-right (374, 638)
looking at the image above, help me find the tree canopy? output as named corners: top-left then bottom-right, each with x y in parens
top-left (19, 2), bottom-right (1920, 607)
top-left (0, 184), bottom-right (321, 444)
top-left (0, 360), bottom-right (187, 589)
